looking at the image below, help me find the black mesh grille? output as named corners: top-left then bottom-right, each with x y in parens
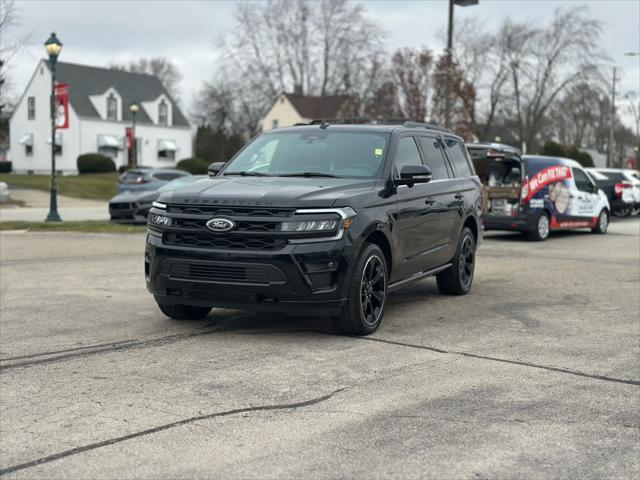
top-left (169, 261), bottom-right (286, 285)
top-left (163, 232), bottom-right (287, 251)
top-left (172, 218), bottom-right (279, 232)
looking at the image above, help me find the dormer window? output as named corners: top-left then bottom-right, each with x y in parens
top-left (106, 94), bottom-right (118, 121)
top-left (158, 100), bottom-right (168, 126)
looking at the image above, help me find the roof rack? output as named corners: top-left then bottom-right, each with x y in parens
top-left (403, 121), bottom-right (451, 133)
top-left (293, 119), bottom-right (331, 129)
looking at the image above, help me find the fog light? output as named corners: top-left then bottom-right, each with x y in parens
top-left (149, 213), bottom-right (171, 227)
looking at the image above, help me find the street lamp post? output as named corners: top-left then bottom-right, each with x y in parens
top-left (129, 102), bottom-right (140, 168)
top-left (44, 32), bottom-right (63, 222)
top-left (444, 0), bottom-right (478, 129)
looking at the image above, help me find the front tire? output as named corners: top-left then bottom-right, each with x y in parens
top-left (157, 302), bottom-right (212, 320)
top-left (335, 243), bottom-right (388, 336)
top-left (528, 212), bottom-right (550, 241)
top-left (437, 226), bottom-right (476, 296)
top-left (591, 209), bottom-right (609, 234)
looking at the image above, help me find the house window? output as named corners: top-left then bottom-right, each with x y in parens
top-left (158, 149), bottom-right (175, 162)
top-left (106, 94), bottom-right (118, 120)
top-left (26, 145), bottom-right (33, 156)
top-left (272, 119), bottom-right (279, 129)
top-left (158, 100), bottom-right (168, 125)
top-left (27, 97), bottom-right (36, 120)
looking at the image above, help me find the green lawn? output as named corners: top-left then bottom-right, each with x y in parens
top-left (0, 173), bottom-right (119, 200)
top-left (0, 220), bottom-right (146, 233)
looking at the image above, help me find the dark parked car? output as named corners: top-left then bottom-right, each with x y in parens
top-left (117, 168), bottom-right (190, 193)
top-left (145, 122), bottom-right (483, 335)
top-left (110, 176), bottom-right (207, 223)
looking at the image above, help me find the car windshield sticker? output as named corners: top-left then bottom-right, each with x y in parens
top-left (522, 165), bottom-right (572, 203)
top-left (375, 148), bottom-right (383, 156)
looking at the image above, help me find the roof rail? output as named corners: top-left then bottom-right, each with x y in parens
top-left (403, 121), bottom-right (451, 133)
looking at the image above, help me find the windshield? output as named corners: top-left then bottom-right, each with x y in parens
top-left (158, 175), bottom-right (205, 192)
top-left (224, 130), bottom-right (390, 178)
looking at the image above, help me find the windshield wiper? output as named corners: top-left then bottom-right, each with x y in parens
top-left (224, 171), bottom-right (270, 177)
top-left (278, 172), bottom-right (339, 178)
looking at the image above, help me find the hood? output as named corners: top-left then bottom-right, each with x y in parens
top-left (158, 176), bottom-right (379, 208)
top-left (110, 190), bottom-right (159, 204)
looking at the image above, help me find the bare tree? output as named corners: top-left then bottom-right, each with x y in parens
top-left (214, 0), bottom-right (385, 135)
top-left (110, 57), bottom-right (182, 102)
top-left (391, 47), bottom-right (433, 122)
top-left (503, 6), bottom-right (605, 150)
top-left (0, 0), bottom-right (32, 113)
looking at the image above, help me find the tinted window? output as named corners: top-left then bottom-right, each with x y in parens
top-left (121, 171), bottom-right (148, 184)
top-left (573, 168), bottom-right (593, 192)
top-left (393, 137), bottom-right (423, 178)
top-left (226, 131), bottom-right (389, 178)
top-left (600, 171), bottom-right (625, 182)
top-left (418, 137), bottom-right (449, 180)
top-left (444, 138), bottom-right (473, 177)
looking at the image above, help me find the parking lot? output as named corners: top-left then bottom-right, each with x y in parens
top-left (0, 219), bottom-right (639, 479)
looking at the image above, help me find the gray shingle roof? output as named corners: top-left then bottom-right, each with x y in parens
top-left (50, 61), bottom-right (190, 127)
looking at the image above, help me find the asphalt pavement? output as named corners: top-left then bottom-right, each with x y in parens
top-left (0, 219), bottom-right (638, 479)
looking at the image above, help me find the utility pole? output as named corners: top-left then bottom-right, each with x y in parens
top-left (607, 66), bottom-right (616, 168)
top-left (444, 0), bottom-right (454, 129)
top-left (444, 0), bottom-right (478, 130)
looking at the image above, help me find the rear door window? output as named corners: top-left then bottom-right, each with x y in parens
top-left (121, 171), bottom-right (147, 184)
top-left (417, 136), bottom-right (450, 180)
top-left (444, 138), bottom-right (474, 177)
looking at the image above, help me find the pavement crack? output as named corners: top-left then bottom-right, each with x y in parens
top-left (0, 388), bottom-right (345, 477)
top-left (238, 329), bottom-right (640, 387)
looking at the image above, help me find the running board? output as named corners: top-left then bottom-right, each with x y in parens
top-left (387, 263), bottom-right (452, 292)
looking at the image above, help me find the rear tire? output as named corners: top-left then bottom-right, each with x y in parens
top-left (437, 227), bottom-right (476, 296)
top-left (157, 303), bottom-right (211, 320)
top-left (335, 243), bottom-right (388, 336)
top-left (528, 212), bottom-right (550, 241)
top-left (591, 209), bottom-right (609, 234)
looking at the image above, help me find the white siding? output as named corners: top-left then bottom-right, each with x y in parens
top-left (9, 61), bottom-right (193, 174)
top-left (260, 94), bottom-right (308, 132)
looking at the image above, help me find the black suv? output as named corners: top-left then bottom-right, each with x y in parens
top-left (145, 122), bottom-right (483, 335)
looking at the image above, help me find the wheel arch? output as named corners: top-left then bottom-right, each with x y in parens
top-left (363, 229), bottom-right (393, 277)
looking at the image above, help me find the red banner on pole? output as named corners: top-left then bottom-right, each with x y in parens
top-left (54, 83), bottom-right (69, 129)
top-left (125, 127), bottom-right (133, 149)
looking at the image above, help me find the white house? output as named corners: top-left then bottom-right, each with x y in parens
top-left (9, 60), bottom-right (192, 174)
top-left (260, 93), bottom-right (350, 132)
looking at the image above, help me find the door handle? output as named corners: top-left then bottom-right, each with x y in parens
top-left (454, 193), bottom-right (464, 200)
top-left (425, 198), bottom-right (435, 205)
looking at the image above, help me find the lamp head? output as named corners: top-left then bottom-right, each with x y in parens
top-left (44, 32), bottom-right (63, 63)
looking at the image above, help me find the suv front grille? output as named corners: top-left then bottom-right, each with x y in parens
top-left (166, 205), bottom-right (294, 217)
top-left (163, 232), bottom-right (287, 251)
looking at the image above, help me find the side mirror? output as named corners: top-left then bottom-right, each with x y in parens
top-left (208, 162), bottom-right (226, 177)
top-left (396, 165), bottom-right (432, 187)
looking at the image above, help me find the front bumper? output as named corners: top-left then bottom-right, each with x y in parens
top-left (145, 230), bottom-right (355, 315)
top-left (484, 212), bottom-right (534, 232)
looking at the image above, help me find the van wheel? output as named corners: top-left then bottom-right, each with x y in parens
top-left (528, 212), bottom-right (550, 241)
top-left (157, 303), bottom-right (211, 320)
top-left (591, 209), bottom-right (609, 234)
top-left (335, 243), bottom-right (387, 336)
top-left (437, 227), bottom-right (475, 296)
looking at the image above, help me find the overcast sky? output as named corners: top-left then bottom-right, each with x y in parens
top-left (4, 0), bottom-right (640, 128)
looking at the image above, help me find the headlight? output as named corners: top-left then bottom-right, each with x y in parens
top-left (149, 213), bottom-right (172, 227)
top-left (281, 219), bottom-right (339, 232)
top-left (283, 207), bottom-right (357, 241)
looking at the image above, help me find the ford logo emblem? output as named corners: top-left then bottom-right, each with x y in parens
top-left (206, 218), bottom-right (236, 233)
